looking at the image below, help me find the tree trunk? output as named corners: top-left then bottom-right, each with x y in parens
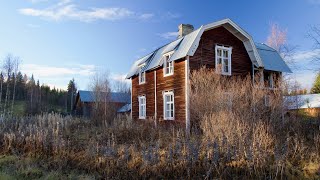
top-left (11, 74), bottom-right (17, 114)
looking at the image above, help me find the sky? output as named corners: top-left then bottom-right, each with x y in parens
top-left (0, 0), bottom-right (319, 90)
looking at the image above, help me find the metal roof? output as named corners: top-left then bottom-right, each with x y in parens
top-left (255, 43), bottom-right (292, 73)
top-left (117, 103), bottom-right (131, 113)
top-left (78, 90), bottom-right (130, 103)
top-left (284, 94), bottom-right (320, 110)
top-left (126, 18), bottom-right (291, 79)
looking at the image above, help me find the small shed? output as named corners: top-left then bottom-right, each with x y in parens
top-left (285, 94), bottom-right (320, 117)
top-left (74, 90), bottom-right (131, 117)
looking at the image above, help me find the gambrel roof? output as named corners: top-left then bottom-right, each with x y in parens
top-left (126, 18), bottom-right (291, 79)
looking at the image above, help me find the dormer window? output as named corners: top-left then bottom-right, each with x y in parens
top-left (139, 68), bottom-right (146, 85)
top-left (163, 51), bottom-right (174, 77)
top-left (215, 45), bottom-right (232, 75)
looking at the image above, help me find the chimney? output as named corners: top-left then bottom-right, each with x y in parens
top-left (178, 24), bottom-right (194, 38)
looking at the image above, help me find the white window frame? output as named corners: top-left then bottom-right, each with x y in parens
top-left (163, 51), bottom-right (174, 77)
top-left (139, 70), bottom-right (146, 85)
top-left (138, 95), bottom-right (146, 119)
top-left (163, 91), bottom-right (174, 120)
top-left (215, 45), bottom-right (232, 76)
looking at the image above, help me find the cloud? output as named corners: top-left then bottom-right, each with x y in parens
top-left (157, 31), bottom-right (178, 40)
top-left (27, 0), bottom-right (49, 3)
top-left (19, 0), bottom-right (152, 22)
top-left (162, 12), bottom-right (181, 19)
top-left (21, 63), bottom-right (96, 90)
top-left (291, 49), bottom-right (320, 62)
top-left (27, 23), bottom-right (40, 28)
top-left (138, 13), bottom-right (154, 20)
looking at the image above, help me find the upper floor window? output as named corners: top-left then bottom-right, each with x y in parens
top-left (163, 91), bottom-right (174, 120)
top-left (215, 45), bottom-right (232, 75)
top-left (139, 69), bottom-right (146, 85)
top-left (138, 95), bottom-right (146, 119)
top-left (163, 52), bottom-right (174, 77)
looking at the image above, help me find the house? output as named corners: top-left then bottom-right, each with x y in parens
top-left (126, 18), bottom-right (292, 129)
top-left (74, 90), bottom-right (130, 117)
top-left (285, 94), bottom-right (320, 117)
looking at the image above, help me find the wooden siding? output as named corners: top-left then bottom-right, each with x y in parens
top-left (132, 70), bottom-right (155, 120)
top-left (131, 59), bottom-right (186, 123)
top-left (189, 26), bottom-right (252, 76)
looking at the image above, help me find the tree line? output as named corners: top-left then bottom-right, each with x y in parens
top-left (0, 54), bottom-right (77, 116)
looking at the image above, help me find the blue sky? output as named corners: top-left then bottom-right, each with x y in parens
top-left (0, 0), bottom-right (319, 90)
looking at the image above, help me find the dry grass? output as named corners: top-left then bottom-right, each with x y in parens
top-left (0, 68), bottom-right (319, 179)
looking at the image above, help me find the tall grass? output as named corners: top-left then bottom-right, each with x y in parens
top-left (0, 68), bottom-right (319, 179)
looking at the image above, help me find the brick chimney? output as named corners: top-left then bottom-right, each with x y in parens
top-left (178, 24), bottom-right (194, 38)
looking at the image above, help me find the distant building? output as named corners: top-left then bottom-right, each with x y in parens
top-left (285, 94), bottom-right (320, 117)
top-left (74, 90), bottom-right (130, 117)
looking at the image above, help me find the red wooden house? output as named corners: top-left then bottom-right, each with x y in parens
top-left (126, 19), bottom-right (291, 129)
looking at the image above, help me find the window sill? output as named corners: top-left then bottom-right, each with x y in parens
top-left (139, 116), bottom-right (146, 120)
top-left (163, 73), bottom-right (174, 77)
top-left (164, 118), bottom-right (174, 120)
top-left (139, 82), bottom-right (146, 85)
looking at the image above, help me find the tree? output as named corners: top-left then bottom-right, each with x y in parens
top-left (266, 23), bottom-right (297, 68)
top-left (308, 25), bottom-right (320, 64)
top-left (311, 72), bottom-right (320, 94)
top-left (67, 78), bottom-right (77, 112)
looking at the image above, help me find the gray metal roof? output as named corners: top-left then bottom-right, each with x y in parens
top-left (126, 19), bottom-right (291, 79)
top-left (78, 90), bottom-right (130, 103)
top-left (255, 43), bottom-right (292, 73)
top-left (284, 94), bottom-right (320, 110)
top-left (117, 103), bottom-right (131, 113)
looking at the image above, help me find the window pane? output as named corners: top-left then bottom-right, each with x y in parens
top-left (223, 59), bottom-right (229, 72)
top-left (217, 49), bottom-right (222, 56)
top-left (224, 50), bottom-right (228, 58)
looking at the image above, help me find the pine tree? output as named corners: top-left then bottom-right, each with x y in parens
top-left (311, 72), bottom-right (320, 94)
top-left (67, 78), bottom-right (77, 112)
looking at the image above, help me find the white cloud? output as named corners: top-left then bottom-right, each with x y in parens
top-left (21, 63), bottom-right (96, 90)
top-left (138, 13), bottom-right (154, 20)
top-left (157, 31), bottom-right (179, 40)
top-left (27, 23), bottom-right (40, 28)
top-left (27, 0), bottom-right (49, 3)
top-left (291, 49), bottom-right (320, 62)
top-left (162, 12), bottom-right (181, 19)
top-left (19, 0), bottom-right (153, 22)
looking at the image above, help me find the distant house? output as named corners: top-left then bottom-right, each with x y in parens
top-left (285, 94), bottom-right (320, 117)
top-left (126, 18), bottom-right (291, 129)
top-left (74, 90), bottom-right (130, 117)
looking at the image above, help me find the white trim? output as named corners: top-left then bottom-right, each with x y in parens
top-left (138, 95), bottom-right (146, 119)
top-left (154, 71), bottom-right (157, 120)
top-left (215, 45), bottom-right (232, 76)
top-left (163, 91), bottom-right (175, 120)
top-left (130, 78), bottom-right (132, 119)
top-left (185, 56), bottom-right (190, 132)
top-left (139, 70), bottom-right (146, 85)
top-left (163, 51), bottom-right (174, 77)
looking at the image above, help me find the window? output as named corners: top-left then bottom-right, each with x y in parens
top-left (215, 45), bottom-right (232, 75)
top-left (139, 70), bottom-right (145, 85)
top-left (138, 95), bottom-right (146, 119)
top-left (163, 91), bottom-right (174, 120)
top-left (163, 52), bottom-right (174, 76)
top-left (264, 72), bottom-right (274, 89)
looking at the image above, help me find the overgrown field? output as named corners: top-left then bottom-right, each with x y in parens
top-left (0, 69), bottom-right (320, 179)
top-left (0, 112), bottom-right (319, 179)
